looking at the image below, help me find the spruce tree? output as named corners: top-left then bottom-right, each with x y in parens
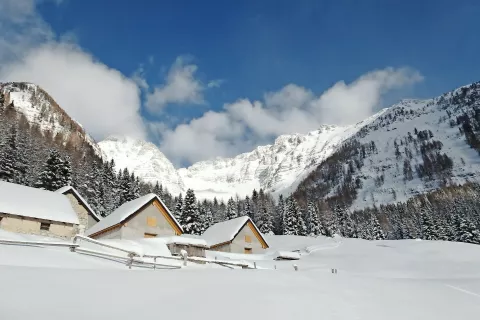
top-left (371, 215), bottom-right (385, 240)
top-left (457, 216), bottom-right (480, 244)
top-left (306, 201), bottom-right (321, 236)
top-left (180, 188), bottom-right (202, 235)
top-left (202, 199), bottom-right (214, 231)
top-left (257, 204), bottom-right (274, 235)
top-left (173, 194), bottom-right (183, 221)
top-left (284, 196), bottom-right (299, 235)
top-left (226, 197), bottom-right (238, 220)
top-left (274, 194), bottom-right (285, 235)
top-left (35, 149), bottom-right (66, 191)
top-left (421, 210), bottom-right (438, 240)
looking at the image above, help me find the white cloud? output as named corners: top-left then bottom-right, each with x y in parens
top-left (146, 57), bottom-right (205, 113)
top-left (158, 67), bottom-right (423, 165)
top-left (207, 79), bottom-right (225, 88)
top-left (0, 0), bottom-right (147, 140)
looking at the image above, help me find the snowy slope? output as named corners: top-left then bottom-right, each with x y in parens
top-left (99, 136), bottom-right (185, 195)
top-left (296, 82), bottom-right (480, 210)
top-left (0, 82), bottom-right (102, 155)
top-left (1, 232), bottom-right (480, 319)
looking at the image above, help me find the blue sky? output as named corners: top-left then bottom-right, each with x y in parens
top-left (1, 0), bottom-right (480, 166)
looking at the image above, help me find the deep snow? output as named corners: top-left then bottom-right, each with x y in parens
top-left (0, 231), bottom-right (479, 319)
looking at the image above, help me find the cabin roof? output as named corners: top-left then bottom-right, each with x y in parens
top-left (0, 181), bottom-right (79, 224)
top-left (55, 186), bottom-right (101, 222)
top-left (85, 193), bottom-right (182, 237)
top-left (202, 216), bottom-right (269, 248)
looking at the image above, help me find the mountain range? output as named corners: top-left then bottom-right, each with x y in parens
top-left (3, 81), bottom-right (480, 211)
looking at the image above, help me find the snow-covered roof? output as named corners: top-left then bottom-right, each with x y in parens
top-left (85, 193), bottom-right (182, 237)
top-left (55, 186), bottom-right (101, 222)
top-left (201, 216), bottom-right (268, 248)
top-left (0, 181), bottom-right (79, 224)
top-left (164, 235), bottom-right (208, 248)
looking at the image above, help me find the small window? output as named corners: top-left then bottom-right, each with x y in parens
top-left (146, 216), bottom-right (157, 227)
top-left (40, 222), bottom-right (50, 231)
top-left (144, 233), bottom-right (157, 238)
top-left (245, 235), bottom-right (252, 243)
top-left (244, 248), bottom-right (252, 254)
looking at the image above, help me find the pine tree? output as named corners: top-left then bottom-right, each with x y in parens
top-left (421, 209), bottom-right (438, 240)
top-left (180, 188), bottom-right (202, 235)
top-left (173, 194), bottom-right (183, 221)
top-left (371, 215), bottom-right (385, 240)
top-left (457, 216), bottom-right (480, 244)
top-left (0, 126), bottom-right (17, 182)
top-left (35, 149), bottom-right (67, 191)
top-left (274, 195), bottom-right (285, 235)
top-left (61, 155), bottom-right (72, 187)
top-left (202, 199), bottom-right (214, 231)
top-left (284, 196), bottom-right (299, 235)
top-left (306, 201), bottom-right (320, 236)
top-left (226, 197), bottom-right (238, 220)
top-left (297, 208), bottom-right (308, 236)
top-left (256, 203), bottom-right (274, 235)
top-left (335, 204), bottom-right (356, 238)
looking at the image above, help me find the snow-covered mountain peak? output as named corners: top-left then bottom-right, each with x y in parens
top-left (98, 136), bottom-right (185, 195)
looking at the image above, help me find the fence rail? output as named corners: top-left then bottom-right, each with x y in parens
top-left (0, 238), bottom-right (79, 249)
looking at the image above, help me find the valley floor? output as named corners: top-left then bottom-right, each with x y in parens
top-left (1, 232), bottom-right (479, 319)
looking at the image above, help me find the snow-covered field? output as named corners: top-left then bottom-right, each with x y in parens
top-left (1, 230), bottom-right (479, 319)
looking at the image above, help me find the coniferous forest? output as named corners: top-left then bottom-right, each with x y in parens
top-left (1, 86), bottom-right (480, 244)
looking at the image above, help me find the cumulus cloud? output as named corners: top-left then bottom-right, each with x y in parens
top-left (0, 0), bottom-right (147, 140)
top-left (158, 67), bottom-right (423, 165)
top-left (146, 57), bottom-right (205, 113)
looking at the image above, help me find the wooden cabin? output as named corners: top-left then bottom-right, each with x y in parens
top-left (0, 181), bottom-right (79, 239)
top-left (202, 216), bottom-right (269, 254)
top-left (85, 193), bottom-right (182, 240)
top-left (56, 186), bottom-right (101, 233)
top-left (165, 235), bottom-right (208, 258)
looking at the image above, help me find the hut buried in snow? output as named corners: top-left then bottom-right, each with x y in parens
top-left (202, 216), bottom-right (269, 254)
top-left (165, 235), bottom-right (208, 258)
top-left (0, 181), bottom-right (79, 239)
top-left (56, 186), bottom-right (101, 233)
top-left (85, 193), bottom-right (183, 240)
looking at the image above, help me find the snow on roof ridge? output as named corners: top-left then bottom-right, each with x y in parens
top-left (0, 181), bottom-right (79, 224)
top-left (85, 193), bottom-right (182, 236)
top-left (55, 186), bottom-right (101, 222)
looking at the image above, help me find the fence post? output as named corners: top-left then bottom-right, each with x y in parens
top-left (254, 262), bottom-right (257, 269)
top-left (180, 249), bottom-right (188, 267)
top-left (154, 257), bottom-right (157, 270)
top-left (293, 264), bottom-right (298, 271)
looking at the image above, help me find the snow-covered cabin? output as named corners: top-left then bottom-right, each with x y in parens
top-left (56, 186), bottom-right (101, 233)
top-left (85, 193), bottom-right (183, 240)
top-left (0, 181), bottom-right (79, 239)
top-left (202, 216), bottom-right (269, 254)
top-left (165, 235), bottom-right (208, 258)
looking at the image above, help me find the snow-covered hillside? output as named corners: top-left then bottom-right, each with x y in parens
top-left (1, 230), bottom-right (480, 319)
top-left (99, 136), bottom-right (185, 195)
top-left (296, 82), bottom-right (480, 210)
top-left (0, 82), bottom-right (102, 155)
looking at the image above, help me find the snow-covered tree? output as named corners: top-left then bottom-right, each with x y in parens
top-left (225, 197), bottom-right (238, 220)
top-left (421, 209), bottom-right (438, 240)
top-left (35, 149), bottom-right (67, 191)
top-left (256, 203), bottom-right (274, 235)
top-left (335, 204), bottom-right (356, 238)
top-left (180, 188), bottom-right (202, 235)
top-left (306, 201), bottom-right (320, 236)
top-left (456, 216), bottom-right (480, 244)
top-left (201, 200), bottom-right (214, 231)
top-left (274, 194), bottom-right (285, 235)
top-left (173, 194), bottom-right (183, 221)
top-left (371, 215), bottom-right (385, 240)
top-left (283, 196), bottom-right (298, 235)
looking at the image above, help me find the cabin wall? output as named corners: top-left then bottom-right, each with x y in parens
top-left (167, 243), bottom-right (206, 258)
top-left (0, 214), bottom-right (76, 240)
top-left (209, 243), bottom-right (231, 253)
top-left (63, 192), bottom-right (97, 231)
top-left (230, 223), bottom-right (265, 254)
top-left (92, 227), bottom-right (122, 240)
top-left (120, 202), bottom-right (178, 239)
